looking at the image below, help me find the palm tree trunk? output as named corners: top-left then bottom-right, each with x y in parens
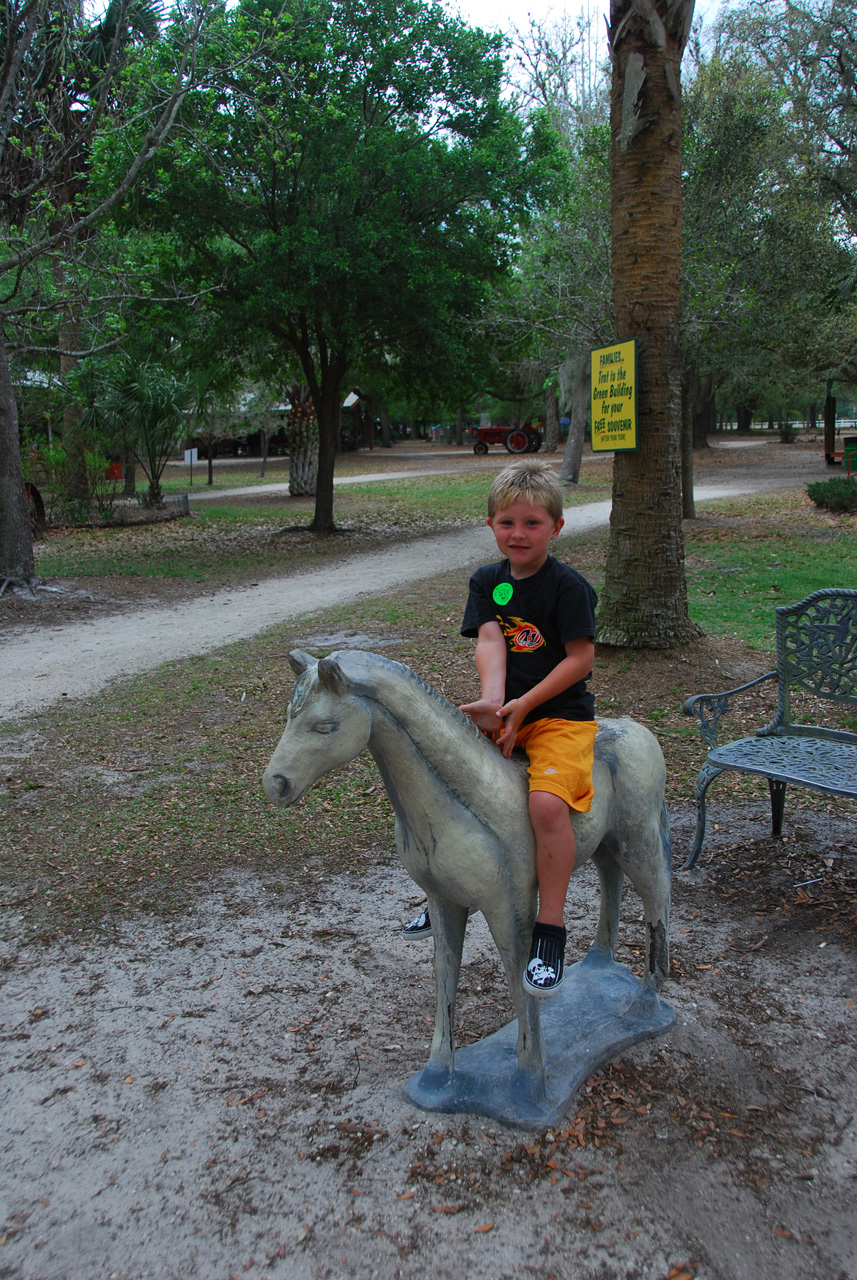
top-left (597, 0), bottom-right (701, 648)
top-left (287, 387), bottom-right (319, 498)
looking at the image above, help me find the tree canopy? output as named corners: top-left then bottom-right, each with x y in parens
top-left (0, 0), bottom-right (212, 587)
top-left (122, 0), bottom-right (565, 529)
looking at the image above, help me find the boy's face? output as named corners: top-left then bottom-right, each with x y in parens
top-left (488, 499), bottom-right (564, 579)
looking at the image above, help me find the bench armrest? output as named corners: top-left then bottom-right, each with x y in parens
top-left (683, 671), bottom-right (777, 749)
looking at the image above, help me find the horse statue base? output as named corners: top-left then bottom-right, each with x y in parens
top-left (405, 949), bottom-right (675, 1130)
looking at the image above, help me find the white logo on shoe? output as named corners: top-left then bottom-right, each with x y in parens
top-left (526, 958), bottom-right (556, 986)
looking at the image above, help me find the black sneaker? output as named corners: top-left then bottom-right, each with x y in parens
top-left (524, 923), bottom-right (567, 997)
top-left (402, 906), bottom-right (431, 940)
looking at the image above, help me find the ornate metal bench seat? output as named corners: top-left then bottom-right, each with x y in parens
top-left (682, 587), bottom-right (857, 869)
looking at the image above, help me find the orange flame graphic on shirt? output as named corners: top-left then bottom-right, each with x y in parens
top-left (498, 615), bottom-right (545, 653)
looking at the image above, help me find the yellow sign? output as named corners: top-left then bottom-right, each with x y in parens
top-left (590, 339), bottom-right (638, 451)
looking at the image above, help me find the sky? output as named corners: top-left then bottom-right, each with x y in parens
top-left (446, 0), bottom-right (729, 41)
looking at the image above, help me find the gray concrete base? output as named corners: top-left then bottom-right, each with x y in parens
top-left (404, 950), bottom-right (675, 1130)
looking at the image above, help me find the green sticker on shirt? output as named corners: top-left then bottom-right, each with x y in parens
top-left (493, 582), bottom-right (513, 606)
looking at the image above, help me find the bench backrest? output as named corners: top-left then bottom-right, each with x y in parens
top-left (772, 587), bottom-right (857, 735)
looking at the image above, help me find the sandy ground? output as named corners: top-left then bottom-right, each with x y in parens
top-left (1, 442), bottom-right (855, 1279)
top-left (1, 804), bottom-right (855, 1280)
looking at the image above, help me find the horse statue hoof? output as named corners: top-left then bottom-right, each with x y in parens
top-left (407, 1062), bottom-right (454, 1105)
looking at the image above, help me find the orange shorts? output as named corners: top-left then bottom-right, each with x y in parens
top-left (513, 718), bottom-right (598, 813)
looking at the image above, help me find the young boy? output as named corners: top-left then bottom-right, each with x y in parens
top-left (402, 458), bottom-right (597, 998)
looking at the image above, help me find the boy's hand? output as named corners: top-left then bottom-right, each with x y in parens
top-left (495, 697), bottom-right (528, 756)
top-left (459, 698), bottom-right (504, 733)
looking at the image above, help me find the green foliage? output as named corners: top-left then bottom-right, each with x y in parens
top-left (23, 438), bottom-right (118, 523)
top-left (807, 476), bottom-right (857, 513)
top-left (681, 49), bottom-right (857, 413)
top-left (723, 0), bottom-right (857, 239)
top-left (23, 440), bottom-right (70, 522)
top-left (100, 360), bottom-right (189, 506)
top-left (82, 449), bottom-right (121, 519)
top-left (112, 0), bottom-right (564, 528)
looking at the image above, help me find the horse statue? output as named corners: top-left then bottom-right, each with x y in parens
top-left (263, 649), bottom-right (673, 1127)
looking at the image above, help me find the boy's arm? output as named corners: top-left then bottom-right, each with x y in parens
top-left (495, 637), bottom-right (595, 757)
top-left (459, 620), bottom-right (507, 732)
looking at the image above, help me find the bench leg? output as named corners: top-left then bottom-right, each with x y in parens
top-left (682, 761), bottom-right (723, 871)
top-left (768, 779), bottom-right (787, 837)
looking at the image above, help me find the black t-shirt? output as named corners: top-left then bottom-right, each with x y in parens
top-left (461, 556), bottom-right (597, 724)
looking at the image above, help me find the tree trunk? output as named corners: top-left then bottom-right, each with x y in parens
top-left (207, 441), bottom-right (214, 485)
top-left (824, 387), bottom-right (837, 463)
top-left (122, 447), bottom-right (136, 498)
top-left (360, 400), bottom-right (373, 449)
top-left (680, 377), bottom-right (695, 519)
top-left (543, 389), bottom-right (559, 453)
top-left (293, 345), bottom-right (346, 522)
top-left (0, 323), bottom-right (36, 588)
top-left (310, 376), bottom-right (344, 529)
top-left (51, 250), bottom-right (89, 505)
top-left (259, 428), bottom-right (269, 478)
top-left (597, 0), bottom-right (701, 649)
top-left (380, 409), bottom-right (392, 448)
top-left (691, 370), bottom-right (714, 449)
top-left (287, 390), bottom-right (319, 498)
top-left (736, 400), bottom-right (755, 433)
top-left (680, 365), bottom-right (715, 518)
top-left (559, 353), bottom-right (588, 484)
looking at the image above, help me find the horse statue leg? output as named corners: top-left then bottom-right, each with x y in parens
top-left (630, 802), bottom-right (671, 990)
top-left (419, 895), bottom-right (469, 1093)
top-left (483, 902), bottom-right (546, 1106)
top-left (587, 846), bottom-right (624, 967)
top-left (590, 802), bottom-right (671, 991)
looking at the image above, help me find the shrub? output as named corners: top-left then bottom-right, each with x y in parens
top-left (807, 476), bottom-right (857, 513)
top-left (23, 440), bottom-right (120, 524)
top-left (24, 440), bottom-right (70, 522)
top-left (83, 450), bottom-right (121, 520)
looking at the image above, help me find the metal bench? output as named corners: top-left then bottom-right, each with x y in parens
top-left (682, 587), bottom-right (857, 869)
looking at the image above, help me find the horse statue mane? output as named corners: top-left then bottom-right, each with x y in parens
top-left (283, 648), bottom-right (535, 857)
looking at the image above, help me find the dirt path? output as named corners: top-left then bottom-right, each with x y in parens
top-left (0, 459), bottom-right (821, 722)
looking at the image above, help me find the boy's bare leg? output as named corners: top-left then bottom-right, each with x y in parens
top-left (528, 791), bottom-right (575, 925)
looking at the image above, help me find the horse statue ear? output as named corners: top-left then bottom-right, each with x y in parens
top-left (317, 655), bottom-right (350, 695)
top-left (288, 650), bottom-right (317, 676)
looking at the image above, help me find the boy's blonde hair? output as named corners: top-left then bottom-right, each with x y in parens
top-left (487, 459), bottom-right (564, 522)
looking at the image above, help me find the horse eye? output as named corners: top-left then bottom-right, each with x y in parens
top-left (313, 721), bottom-right (338, 734)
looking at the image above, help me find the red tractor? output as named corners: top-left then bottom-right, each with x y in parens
top-left (472, 422), bottom-right (542, 455)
